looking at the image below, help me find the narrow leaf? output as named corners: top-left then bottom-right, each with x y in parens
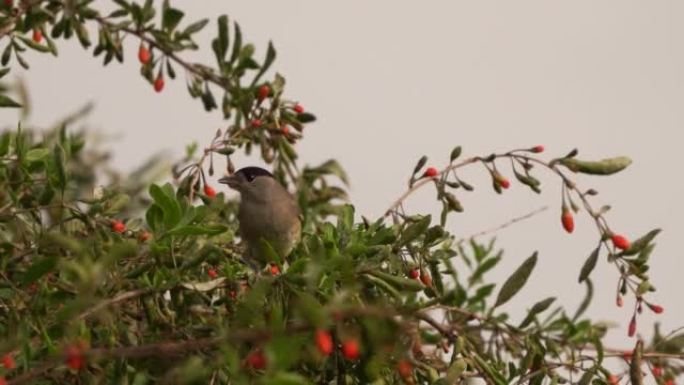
top-left (630, 340), bottom-right (644, 385)
top-left (578, 246), bottom-right (599, 283)
top-left (623, 229), bottom-right (661, 256)
top-left (450, 146), bottom-right (462, 162)
top-left (0, 94), bottom-right (21, 108)
top-left (573, 279), bottom-right (593, 321)
top-left (399, 215), bottom-right (431, 246)
top-left (413, 155), bottom-right (427, 175)
top-left (518, 297), bottom-right (556, 328)
top-left (494, 251), bottom-right (538, 307)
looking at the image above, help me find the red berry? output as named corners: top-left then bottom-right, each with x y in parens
top-left (648, 303), bottom-right (664, 314)
top-left (611, 234), bottom-right (630, 250)
top-left (531, 145), bottom-right (545, 153)
top-left (111, 220), bottom-right (125, 234)
top-left (245, 350), bottom-right (267, 370)
top-left (207, 268), bottom-right (218, 279)
top-left (616, 295), bottom-right (623, 307)
top-left (65, 344), bottom-right (85, 371)
top-left (153, 75), bottom-right (164, 93)
top-left (294, 104), bottom-right (304, 113)
top-left (397, 359), bottom-right (413, 378)
top-left (628, 315), bottom-right (637, 337)
top-left (281, 125), bottom-right (290, 136)
top-left (665, 379), bottom-right (675, 385)
top-left (3, 0), bottom-right (13, 8)
top-left (204, 185), bottom-right (216, 197)
top-left (341, 339), bottom-right (360, 360)
top-left (0, 377), bottom-right (6, 385)
top-left (257, 84), bottom-right (270, 102)
top-left (32, 29), bottom-right (42, 43)
top-left (270, 264), bottom-right (280, 276)
top-left (423, 167), bottom-right (438, 178)
top-left (408, 269), bottom-right (419, 279)
top-left (138, 43), bottom-right (151, 64)
top-left (652, 366), bottom-right (663, 378)
top-left (561, 209), bottom-right (574, 234)
top-left (494, 171), bottom-right (511, 189)
top-left (228, 290), bottom-right (237, 300)
top-left (250, 119), bottom-right (262, 128)
top-left (2, 354), bottom-right (15, 370)
top-left (315, 329), bottom-right (334, 356)
top-left (420, 272), bottom-right (432, 287)
top-left (139, 231), bottom-right (151, 242)
top-left (607, 374), bottom-right (620, 385)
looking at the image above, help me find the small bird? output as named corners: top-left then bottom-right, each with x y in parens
top-left (219, 167), bottom-right (301, 267)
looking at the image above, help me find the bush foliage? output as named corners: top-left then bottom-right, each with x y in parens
top-left (0, 1), bottom-right (678, 384)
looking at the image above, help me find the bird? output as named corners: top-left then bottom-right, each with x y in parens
top-left (219, 167), bottom-right (301, 268)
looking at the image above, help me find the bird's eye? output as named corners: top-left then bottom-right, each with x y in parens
top-left (244, 173), bottom-right (256, 182)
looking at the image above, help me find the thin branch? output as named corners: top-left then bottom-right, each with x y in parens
top-left (384, 157), bottom-right (480, 217)
top-left (75, 287), bottom-right (155, 321)
top-left (460, 205), bottom-right (549, 241)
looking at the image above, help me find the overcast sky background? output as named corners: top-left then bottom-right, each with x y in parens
top-left (1, 1), bottom-right (682, 359)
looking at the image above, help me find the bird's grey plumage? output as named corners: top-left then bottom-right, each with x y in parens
top-left (219, 167), bottom-right (301, 266)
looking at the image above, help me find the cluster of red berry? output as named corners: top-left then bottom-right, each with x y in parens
top-left (251, 84), bottom-right (305, 136)
top-left (137, 43), bottom-right (164, 93)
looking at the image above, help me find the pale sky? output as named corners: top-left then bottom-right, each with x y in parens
top-left (1, 1), bottom-right (682, 356)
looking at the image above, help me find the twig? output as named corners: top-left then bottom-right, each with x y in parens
top-left (75, 287), bottom-right (155, 321)
top-left (460, 205), bottom-right (549, 241)
top-left (384, 157), bottom-right (480, 217)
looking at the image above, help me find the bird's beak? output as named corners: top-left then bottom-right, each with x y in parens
top-left (218, 175), bottom-right (239, 189)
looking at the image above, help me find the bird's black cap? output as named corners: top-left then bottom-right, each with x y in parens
top-left (235, 166), bottom-right (273, 182)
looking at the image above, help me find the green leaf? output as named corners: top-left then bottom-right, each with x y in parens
top-left (53, 144), bottom-right (67, 190)
top-left (622, 229), bottom-right (661, 256)
top-left (182, 18), bottom-right (209, 35)
top-left (578, 246), bottom-right (600, 283)
top-left (21, 256), bottom-right (58, 285)
top-left (17, 36), bottom-right (51, 53)
top-left (578, 368), bottom-right (595, 385)
top-left (365, 271), bottom-right (424, 292)
top-left (104, 193), bottom-right (131, 215)
top-left (229, 22), bottom-right (242, 65)
top-left (494, 251), bottom-right (538, 307)
top-left (399, 215), bottom-right (431, 246)
top-left (212, 15), bottom-right (229, 65)
top-left (413, 155), bottom-right (428, 175)
top-left (558, 156), bottom-right (632, 175)
top-left (573, 279), bottom-right (593, 321)
top-left (25, 148), bottom-right (50, 163)
top-left (252, 40), bottom-right (276, 85)
top-left (145, 204), bottom-right (163, 232)
top-left (0, 133), bottom-right (9, 156)
top-left (317, 159), bottom-right (349, 185)
top-left (161, 1), bottom-right (184, 31)
top-left (450, 146), bottom-right (462, 162)
top-left (0, 67), bottom-right (10, 79)
top-left (446, 358), bottom-right (467, 383)
top-left (513, 169), bottom-right (541, 193)
top-left (630, 340), bottom-right (644, 385)
top-left (518, 297), bottom-right (556, 328)
top-left (200, 85), bottom-right (217, 111)
top-left (1, 43), bottom-right (12, 66)
top-left (0, 94), bottom-right (21, 108)
top-left (469, 255), bottom-right (501, 285)
top-left (296, 112), bottom-right (316, 123)
top-left (149, 184), bottom-right (182, 229)
top-left (269, 372), bottom-right (309, 385)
